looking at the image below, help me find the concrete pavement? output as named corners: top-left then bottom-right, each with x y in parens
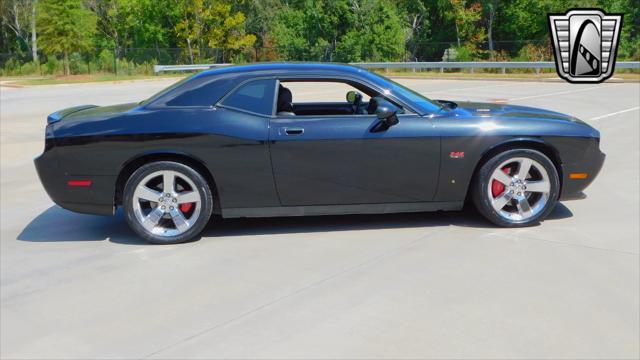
top-left (1, 77), bottom-right (638, 359)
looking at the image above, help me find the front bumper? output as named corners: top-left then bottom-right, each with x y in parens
top-left (558, 142), bottom-right (605, 201)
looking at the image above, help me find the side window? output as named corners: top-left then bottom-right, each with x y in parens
top-left (282, 81), bottom-right (371, 103)
top-left (164, 77), bottom-right (236, 107)
top-left (276, 79), bottom-right (408, 116)
top-left (220, 79), bottom-right (276, 115)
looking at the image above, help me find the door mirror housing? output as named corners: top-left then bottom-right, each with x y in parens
top-left (346, 90), bottom-right (357, 103)
top-left (346, 90), bottom-right (363, 105)
top-left (371, 97), bottom-right (399, 131)
top-left (347, 90), bottom-right (356, 104)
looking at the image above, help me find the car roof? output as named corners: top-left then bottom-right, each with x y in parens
top-left (145, 62), bottom-right (443, 115)
top-left (194, 62), bottom-right (367, 78)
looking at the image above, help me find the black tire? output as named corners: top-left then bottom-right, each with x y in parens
top-left (123, 161), bottom-right (213, 244)
top-left (472, 148), bottom-right (560, 227)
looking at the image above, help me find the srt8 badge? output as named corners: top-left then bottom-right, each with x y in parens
top-left (548, 9), bottom-right (623, 83)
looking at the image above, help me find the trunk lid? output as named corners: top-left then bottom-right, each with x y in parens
top-left (47, 105), bottom-right (98, 124)
top-left (47, 103), bottom-right (139, 124)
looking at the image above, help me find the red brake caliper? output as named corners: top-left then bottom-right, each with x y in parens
top-left (179, 200), bottom-right (193, 213)
top-left (491, 167), bottom-right (510, 197)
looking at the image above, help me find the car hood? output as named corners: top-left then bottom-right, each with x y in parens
top-left (444, 100), bottom-right (588, 125)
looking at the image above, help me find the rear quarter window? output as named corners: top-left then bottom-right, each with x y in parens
top-left (163, 77), bottom-right (236, 107)
top-left (220, 79), bottom-right (276, 116)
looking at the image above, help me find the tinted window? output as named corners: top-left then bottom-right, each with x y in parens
top-left (165, 77), bottom-right (236, 107)
top-left (220, 79), bottom-right (275, 115)
top-left (141, 75), bottom-right (194, 106)
top-left (142, 75), bottom-right (238, 107)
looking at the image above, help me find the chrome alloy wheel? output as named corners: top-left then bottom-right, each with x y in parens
top-left (488, 157), bottom-right (551, 221)
top-left (132, 170), bottom-right (201, 237)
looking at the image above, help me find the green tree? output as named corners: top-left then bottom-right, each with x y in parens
top-left (175, 0), bottom-right (209, 63)
top-left (495, 0), bottom-right (550, 45)
top-left (599, 0), bottom-right (639, 60)
top-left (86, 0), bottom-right (128, 57)
top-left (3, 0), bottom-right (639, 72)
top-left (335, 0), bottom-right (405, 62)
top-left (1, 0), bottom-right (38, 61)
top-left (175, 0), bottom-right (255, 63)
top-left (395, 0), bottom-right (429, 61)
top-left (480, 0), bottom-right (498, 57)
top-left (37, 0), bottom-right (96, 75)
top-left (449, 0), bottom-right (485, 47)
top-left (205, 1), bottom-right (256, 62)
top-left (238, 0), bottom-right (283, 60)
top-left (271, 6), bottom-right (310, 60)
top-left (272, 0), bottom-right (405, 62)
top-left (118, 0), bottom-right (180, 56)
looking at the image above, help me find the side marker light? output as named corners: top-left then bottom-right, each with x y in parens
top-left (67, 180), bottom-right (92, 187)
top-left (569, 173), bottom-right (588, 179)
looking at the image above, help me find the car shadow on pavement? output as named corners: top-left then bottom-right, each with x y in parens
top-left (17, 203), bottom-right (573, 245)
top-left (203, 202), bottom-right (573, 237)
top-left (16, 206), bottom-right (146, 245)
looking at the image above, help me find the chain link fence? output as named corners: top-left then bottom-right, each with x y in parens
top-left (0, 47), bottom-right (227, 77)
top-left (252, 40), bottom-right (553, 63)
top-left (2, 40), bottom-right (636, 77)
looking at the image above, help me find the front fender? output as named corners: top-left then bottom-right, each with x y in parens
top-left (433, 134), bottom-right (569, 202)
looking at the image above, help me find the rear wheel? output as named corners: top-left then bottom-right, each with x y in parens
top-left (123, 161), bottom-right (213, 244)
top-left (472, 149), bottom-right (560, 227)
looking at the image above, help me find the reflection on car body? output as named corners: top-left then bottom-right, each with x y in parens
top-left (35, 63), bottom-right (605, 244)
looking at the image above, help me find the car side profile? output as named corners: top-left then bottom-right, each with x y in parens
top-left (35, 63), bottom-right (605, 244)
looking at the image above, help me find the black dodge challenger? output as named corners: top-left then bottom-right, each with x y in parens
top-left (35, 63), bottom-right (605, 244)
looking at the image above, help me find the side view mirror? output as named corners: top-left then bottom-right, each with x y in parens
top-left (346, 90), bottom-right (357, 103)
top-left (371, 98), bottom-right (399, 132)
top-left (346, 90), bottom-right (362, 105)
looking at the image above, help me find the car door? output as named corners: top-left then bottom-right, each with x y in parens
top-left (268, 81), bottom-right (440, 206)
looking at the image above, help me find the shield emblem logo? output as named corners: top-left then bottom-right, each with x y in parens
top-left (548, 9), bottom-right (623, 83)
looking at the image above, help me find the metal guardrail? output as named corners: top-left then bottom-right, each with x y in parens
top-left (357, 61), bottom-right (557, 70)
top-left (355, 61), bottom-right (640, 74)
top-left (154, 61), bottom-right (640, 74)
top-left (153, 63), bottom-right (232, 73)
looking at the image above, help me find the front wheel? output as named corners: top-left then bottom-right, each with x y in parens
top-left (123, 161), bottom-right (213, 244)
top-left (472, 149), bottom-right (560, 227)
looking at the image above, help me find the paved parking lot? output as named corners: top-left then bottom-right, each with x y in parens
top-left (1, 76), bottom-right (639, 359)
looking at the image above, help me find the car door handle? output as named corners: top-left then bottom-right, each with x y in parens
top-left (282, 127), bottom-right (304, 136)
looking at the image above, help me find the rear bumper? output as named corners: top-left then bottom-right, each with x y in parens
top-left (34, 150), bottom-right (116, 216)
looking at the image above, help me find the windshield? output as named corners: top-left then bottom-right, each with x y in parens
top-left (363, 71), bottom-right (445, 114)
